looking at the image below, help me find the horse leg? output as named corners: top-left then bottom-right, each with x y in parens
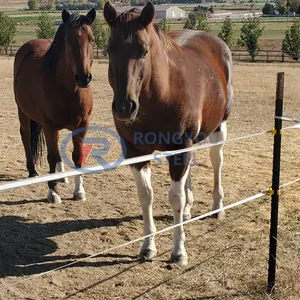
top-left (168, 151), bottom-right (191, 265)
top-left (72, 124), bottom-right (88, 201)
top-left (209, 121), bottom-right (227, 219)
top-left (56, 161), bottom-right (69, 184)
top-left (183, 166), bottom-right (194, 221)
top-left (43, 125), bottom-right (61, 204)
top-left (18, 109), bottom-right (38, 177)
top-left (130, 162), bottom-right (157, 261)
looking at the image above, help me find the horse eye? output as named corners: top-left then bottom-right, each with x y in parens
top-left (142, 49), bottom-right (148, 58)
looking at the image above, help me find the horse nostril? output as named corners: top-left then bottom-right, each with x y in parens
top-left (87, 73), bottom-right (92, 82)
top-left (129, 100), bottom-right (137, 113)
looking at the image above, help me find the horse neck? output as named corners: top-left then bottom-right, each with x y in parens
top-left (147, 27), bottom-right (171, 100)
top-left (55, 49), bottom-right (78, 93)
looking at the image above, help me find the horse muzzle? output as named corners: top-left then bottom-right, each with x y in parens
top-left (75, 73), bottom-right (92, 88)
top-left (112, 99), bottom-right (138, 122)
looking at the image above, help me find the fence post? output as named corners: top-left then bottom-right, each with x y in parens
top-left (267, 72), bottom-right (284, 294)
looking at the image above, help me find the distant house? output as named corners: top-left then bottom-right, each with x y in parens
top-left (117, 4), bottom-right (186, 20)
top-left (154, 5), bottom-right (186, 19)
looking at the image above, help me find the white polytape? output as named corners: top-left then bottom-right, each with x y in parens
top-left (280, 178), bottom-right (300, 188)
top-left (0, 190), bottom-right (267, 291)
top-left (2, 177), bottom-right (300, 291)
top-left (275, 116), bottom-right (300, 123)
top-left (0, 130), bottom-right (270, 192)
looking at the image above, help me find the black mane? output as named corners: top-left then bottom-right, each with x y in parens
top-left (43, 13), bottom-right (88, 71)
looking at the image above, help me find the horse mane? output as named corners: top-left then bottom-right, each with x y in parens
top-left (114, 8), bottom-right (178, 51)
top-left (43, 13), bottom-right (88, 71)
top-left (113, 8), bottom-right (144, 43)
top-left (153, 24), bottom-right (178, 51)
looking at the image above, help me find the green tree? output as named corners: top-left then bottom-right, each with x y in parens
top-left (196, 15), bottom-right (210, 32)
top-left (275, 0), bottom-right (288, 14)
top-left (88, 0), bottom-right (105, 9)
top-left (92, 17), bottom-right (110, 54)
top-left (28, 0), bottom-right (38, 10)
top-left (184, 13), bottom-right (197, 30)
top-left (238, 17), bottom-right (264, 61)
top-left (262, 2), bottom-right (276, 14)
top-left (218, 16), bottom-right (235, 48)
top-left (282, 18), bottom-right (300, 60)
top-left (0, 13), bottom-right (16, 54)
top-left (158, 19), bottom-right (170, 32)
top-left (36, 12), bottom-right (56, 39)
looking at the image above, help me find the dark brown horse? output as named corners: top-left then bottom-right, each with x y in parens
top-left (14, 9), bottom-right (96, 204)
top-left (104, 2), bottom-right (233, 265)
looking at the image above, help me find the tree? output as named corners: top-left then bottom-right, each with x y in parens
top-left (282, 18), bottom-right (300, 60)
top-left (184, 13), bottom-right (197, 30)
top-left (262, 3), bottom-right (276, 15)
top-left (36, 12), bottom-right (56, 39)
top-left (239, 17), bottom-right (264, 61)
top-left (158, 19), bottom-right (170, 32)
top-left (88, 0), bottom-right (104, 9)
top-left (0, 13), bottom-right (16, 54)
top-left (92, 17), bottom-right (110, 54)
top-left (218, 16), bottom-right (235, 49)
top-left (28, 0), bottom-right (38, 10)
top-left (275, 0), bottom-right (288, 14)
top-left (196, 15), bottom-right (210, 32)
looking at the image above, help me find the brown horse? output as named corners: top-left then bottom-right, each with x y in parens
top-left (14, 9), bottom-right (96, 204)
top-left (103, 2), bottom-right (233, 265)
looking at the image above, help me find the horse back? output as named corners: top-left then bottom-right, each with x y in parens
top-left (169, 30), bottom-right (233, 124)
top-left (14, 39), bottom-right (51, 80)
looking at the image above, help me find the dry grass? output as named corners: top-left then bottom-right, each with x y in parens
top-left (0, 58), bottom-right (300, 299)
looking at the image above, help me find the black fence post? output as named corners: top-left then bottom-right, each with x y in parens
top-left (267, 72), bottom-right (284, 294)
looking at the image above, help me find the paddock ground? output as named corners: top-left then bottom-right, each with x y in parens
top-left (0, 57), bottom-right (300, 299)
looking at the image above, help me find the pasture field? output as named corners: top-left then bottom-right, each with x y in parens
top-left (10, 18), bottom-right (293, 50)
top-left (0, 57), bottom-right (300, 299)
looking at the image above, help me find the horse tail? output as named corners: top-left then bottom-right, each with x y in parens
top-left (30, 119), bottom-right (45, 165)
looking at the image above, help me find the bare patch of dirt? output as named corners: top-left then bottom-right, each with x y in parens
top-left (0, 57), bottom-right (300, 299)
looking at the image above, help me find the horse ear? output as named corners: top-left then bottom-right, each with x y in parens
top-left (62, 9), bottom-right (70, 24)
top-left (103, 1), bottom-right (117, 26)
top-left (86, 8), bottom-right (96, 25)
top-left (140, 1), bottom-right (155, 27)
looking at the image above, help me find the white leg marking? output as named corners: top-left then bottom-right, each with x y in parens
top-left (47, 189), bottom-right (62, 204)
top-left (131, 166), bottom-right (157, 260)
top-left (73, 175), bottom-right (86, 201)
top-left (169, 164), bottom-right (190, 265)
top-left (209, 121), bottom-right (227, 219)
top-left (183, 168), bottom-right (194, 221)
top-left (56, 161), bottom-right (69, 184)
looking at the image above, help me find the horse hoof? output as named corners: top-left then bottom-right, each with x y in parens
top-left (212, 210), bottom-right (225, 220)
top-left (217, 211), bottom-right (225, 219)
top-left (29, 172), bottom-right (38, 178)
top-left (57, 177), bottom-right (69, 184)
top-left (140, 249), bottom-right (157, 261)
top-left (47, 191), bottom-right (62, 204)
top-left (170, 253), bottom-right (188, 266)
top-left (73, 192), bottom-right (86, 201)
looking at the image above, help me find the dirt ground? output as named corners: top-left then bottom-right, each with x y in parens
top-left (0, 57), bottom-right (300, 300)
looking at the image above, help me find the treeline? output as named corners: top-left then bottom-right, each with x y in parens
top-left (28, 0), bottom-right (104, 11)
top-left (263, 0), bottom-right (300, 15)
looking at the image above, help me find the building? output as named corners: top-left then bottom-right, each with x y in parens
top-left (117, 4), bottom-right (186, 20)
top-left (153, 4), bottom-right (186, 19)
